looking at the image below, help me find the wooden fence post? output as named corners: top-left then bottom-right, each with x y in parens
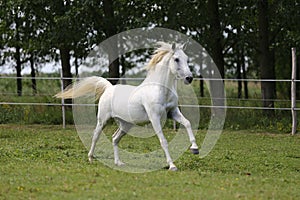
top-left (291, 48), bottom-right (297, 135)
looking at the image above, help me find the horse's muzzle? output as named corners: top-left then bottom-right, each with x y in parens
top-left (184, 76), bottom-right (193, 84)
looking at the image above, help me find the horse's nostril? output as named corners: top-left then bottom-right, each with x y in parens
top-left (186, 76), bottom-right (193, 83)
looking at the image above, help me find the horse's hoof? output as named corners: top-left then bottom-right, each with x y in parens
top-left (169, 166), bottom-right (178, 171)
top-left (190, 148), bottom-right (199, 155)
top-left (115, 161), bottom-right (125, 166)
top-left (88, 155), bottom-right (95, 163)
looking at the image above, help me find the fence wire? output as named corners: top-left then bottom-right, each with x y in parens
top-left (0, 76), bottom-right (299, 112)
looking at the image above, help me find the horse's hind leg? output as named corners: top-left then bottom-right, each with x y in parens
top-left (88, 113), bottom-right (110, 162)
top-left (88, 122), bottom-right (103, 162)
top-left (112, 120), bottom-right (132, 166)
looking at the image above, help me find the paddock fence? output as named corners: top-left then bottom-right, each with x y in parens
top-left (0, 76), bottom-right (299, 133)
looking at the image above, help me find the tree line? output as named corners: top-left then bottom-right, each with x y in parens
top-left (1, 0), bottom-right (299, 110)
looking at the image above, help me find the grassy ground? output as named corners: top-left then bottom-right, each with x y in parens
top-left (0, 125), bottom-right (299, 200)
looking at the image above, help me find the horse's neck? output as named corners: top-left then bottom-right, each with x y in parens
top-left (143, 64), bottom-right (176, 91)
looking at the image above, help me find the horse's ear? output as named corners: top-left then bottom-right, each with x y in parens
top-left (181, 38), bottom-right (190, 50)
top-left (172, 43), bottom-right (176, 51)
top-left (182, 42), bottom-right (187, 50)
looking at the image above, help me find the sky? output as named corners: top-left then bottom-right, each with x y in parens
top-left (0, 62), bottom-right (60, 75)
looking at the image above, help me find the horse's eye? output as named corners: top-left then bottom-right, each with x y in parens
top-left (174, 58), bottom-right (179, 62)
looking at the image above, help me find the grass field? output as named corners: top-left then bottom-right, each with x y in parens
top-left (0, 124), bottom-right (299, 199)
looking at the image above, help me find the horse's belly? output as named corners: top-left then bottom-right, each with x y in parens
top-left (111, 85), bottom-right (149, 123)
top-left (126, 105), bottom-right (149, 123)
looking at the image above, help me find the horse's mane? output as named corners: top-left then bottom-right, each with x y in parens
top-left (146, 42), bottom-right (174, 71)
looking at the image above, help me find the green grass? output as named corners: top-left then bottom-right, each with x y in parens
top-left (0, 125), bottom-right (299, 199)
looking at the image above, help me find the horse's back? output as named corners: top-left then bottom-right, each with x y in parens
top-left (110, 84), bottom-right (149, 123)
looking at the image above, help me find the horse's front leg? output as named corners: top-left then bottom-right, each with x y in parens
top-left (147, 105), bottom-right (177, 171)
top-left (169, 107), bottom-right (199, 154)
top-left (112, 128), bottom-right (125, 166)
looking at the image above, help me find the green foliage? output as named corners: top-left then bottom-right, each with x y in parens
top-left (0, 125), bottom-right (299, 199)
top-left (0, 74), bottom-right (72, 124)
top-left (0, 103), bottom-right (73, 125)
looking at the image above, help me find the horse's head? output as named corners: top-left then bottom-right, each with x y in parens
top-left (169, 43), bottom-right (193, 85)
top-left (146, 42), bottom-right (193, 85)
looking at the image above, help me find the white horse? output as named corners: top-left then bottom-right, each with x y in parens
top-left (55, 42), bottom-right (199, 171)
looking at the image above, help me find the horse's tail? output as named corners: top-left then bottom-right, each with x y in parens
top-left (54, 76), bottom-right (112, 100)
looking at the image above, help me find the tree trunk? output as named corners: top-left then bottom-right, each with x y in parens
top-left (258, 0), bottom-right (276, 112)
top-left (241, 56), bottom-right (248, 99)
top-left (200, 75), bottom-right (204, 97)
top-left (120, 55), bottom-right (126, 84)
top-left (236, 28), bottom-right (243, 99)
top-left (199, 48), bottom-right (204, 97)
top-left (15, 46), bottom-right (22, 96)
top-left (207, 0), bottom-right (224, 79)
top-left (15, 13), bottom-right (22, 96)
top-left (30, 55), bottom-right (37, 95)
top-left (59, 46), bottom-right (72, 89)
top-left (237, 54), bottom-right (242, 99)
top-left (108, 56), bottom-right (120, 85)
top-left (74, 57), bottom-right (79, 77)
top-left (103, 0), bottom-right (119, 85)
top-left (207, 0), bottom-right (225, 120)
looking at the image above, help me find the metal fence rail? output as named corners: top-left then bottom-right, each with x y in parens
top-left (0, 102), bottom-right (298, 111)
top-left (0, 75), bottom-right (298, 133)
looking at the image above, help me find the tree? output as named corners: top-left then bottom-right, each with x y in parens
top-left (103, 0), bottom-right (119, 84)
top-left (207, 0), bottom-right (225, 79)
top-left (257, 0), bottom-right (276, 111)
top-left (1, 0), bottom-right (50, 95)
top-left (33, 0), bottom-right (95, 89)
top-left (0, 0), bottom-right (32, 96)
top-left (1, 0), bottom-right (299, 103)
